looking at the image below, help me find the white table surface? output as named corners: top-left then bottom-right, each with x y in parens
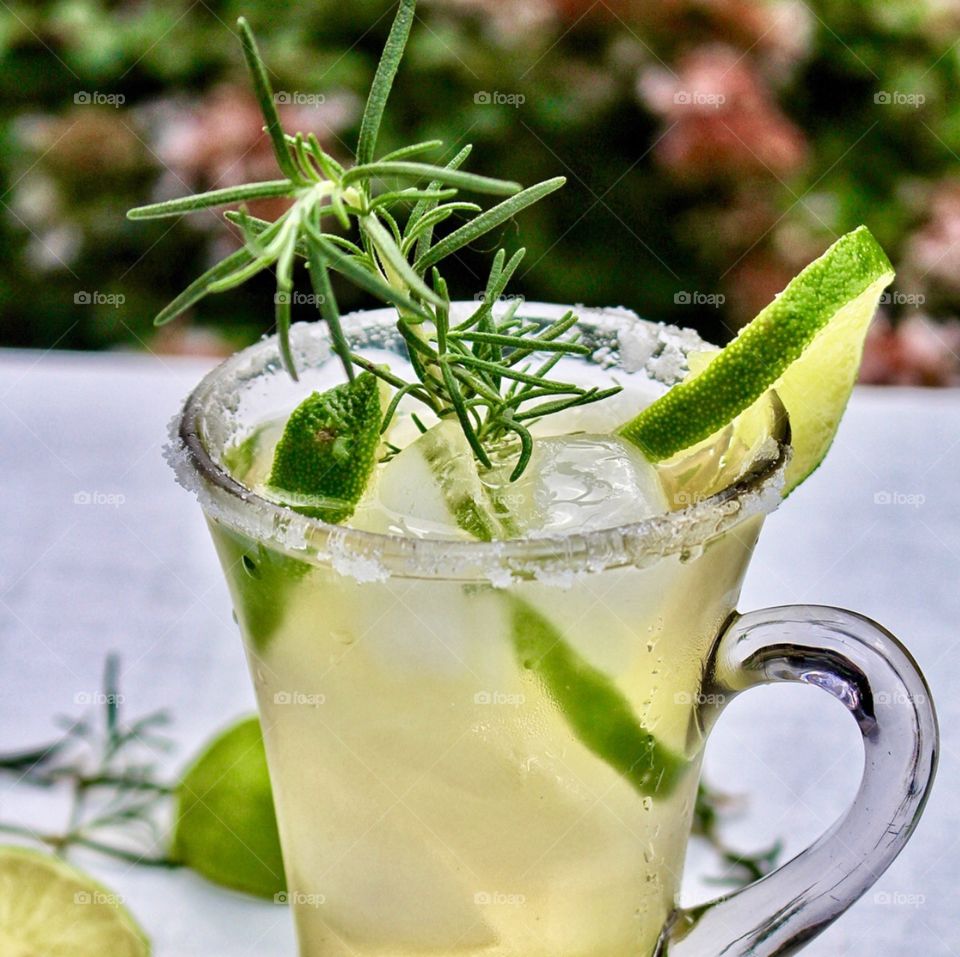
top-left (0, 348), bottom-right (957, 956)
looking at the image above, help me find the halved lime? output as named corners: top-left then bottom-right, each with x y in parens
top-left (173, 716), bottom-right (286, 899)
top-left (619, 226), bottom-right (895, 493)
top-left (0, 845), bottom-right (150, 956)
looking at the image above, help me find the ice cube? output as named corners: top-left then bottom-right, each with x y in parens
top-left (504, 434), bottom-right (668, 537)
top-left (349, 420), bottom-right (501, 540)
top-left (349, 422), bottom-right (668, 541)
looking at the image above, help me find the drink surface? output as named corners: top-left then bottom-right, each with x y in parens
top-left (207, 351), bottom-right (763, 957)
top-left (232, 349), bottom-right (674, 542)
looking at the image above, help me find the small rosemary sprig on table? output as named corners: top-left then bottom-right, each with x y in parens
top-left (693, 782), bottom-right (782, 886)
top-left (0, 655), bottom-right (176, 867)
top-left (128, 0), bottom-right (619, 479)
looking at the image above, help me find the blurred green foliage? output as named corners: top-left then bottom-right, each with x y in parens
top-left (2, 0), bottom-right (960, 355)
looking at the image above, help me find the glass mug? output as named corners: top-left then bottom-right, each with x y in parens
top-left (172, 304), bottom-right (938, 957)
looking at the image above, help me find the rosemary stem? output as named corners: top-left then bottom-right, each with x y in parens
top-left (71, 837), bottom-right (180, 869)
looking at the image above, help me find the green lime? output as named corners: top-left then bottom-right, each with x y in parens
top-left (268, 372), bottom-right (383, 521)
top-left (0, 845), bottom-right (150, 956)
top-left (619, 226), bottom-right (895, 492)
top-left (173, 716), bottom-right (285, 900)
top-left (509, 597), bottom-right (687, 797)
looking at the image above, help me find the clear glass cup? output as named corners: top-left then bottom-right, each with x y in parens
top-left (171, 303), bottom-right (938, 957)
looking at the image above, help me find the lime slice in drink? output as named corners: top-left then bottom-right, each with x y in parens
top-left (173, 716), bottom-right (286, 899)
top-left (0, 845), bottom-right (149, 956)
top-left (268, 372), bottom-right (383, 521)
top-left (213, 527), bottom-right (310, 652)
top-left (619, 226), bottom-right (895, 493)
top-left (509, 598), bottom-right (687, 797)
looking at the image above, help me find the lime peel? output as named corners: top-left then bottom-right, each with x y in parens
top-left (509, 597), bottom-right (688, 798)
top-left (618, 226), bottom-right (894, 493)
top-left (268, 371), bottom-right (384, 521)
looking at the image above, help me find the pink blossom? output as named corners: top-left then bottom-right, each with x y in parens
top-left (638, 45), bottom-right (808, 182)
top-left (860, 314), bottom-right (960, 387)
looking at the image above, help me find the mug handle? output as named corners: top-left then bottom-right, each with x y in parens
top-left (666, 605), bottom-right (938, 957)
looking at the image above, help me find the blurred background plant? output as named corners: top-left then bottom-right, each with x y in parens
top-left (3, 0), bottom-right (960, 383)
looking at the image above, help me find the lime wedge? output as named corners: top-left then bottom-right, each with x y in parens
top-left (173, 716), bottom-right (285, 899)
top-left (0, 845), bottom-right (149, 956)
top-left (619, 226), bottom-right (894, 492)
top-left (509, 597), bottom-right (687, 797)
top-left (268, 372), bottom-right (383, 521)
top-left (655, 389), bottom-right (790, 509)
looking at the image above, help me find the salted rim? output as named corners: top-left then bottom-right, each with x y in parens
top-left (171, 302), bottom-right (788, 584)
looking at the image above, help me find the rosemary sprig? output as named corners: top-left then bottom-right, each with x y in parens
top-left (693, 782), bottom-right (783, 886)
top-left (128, 0), bottom-right (619, 478)
top-left (0, 655), bottom-right (177, 868)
